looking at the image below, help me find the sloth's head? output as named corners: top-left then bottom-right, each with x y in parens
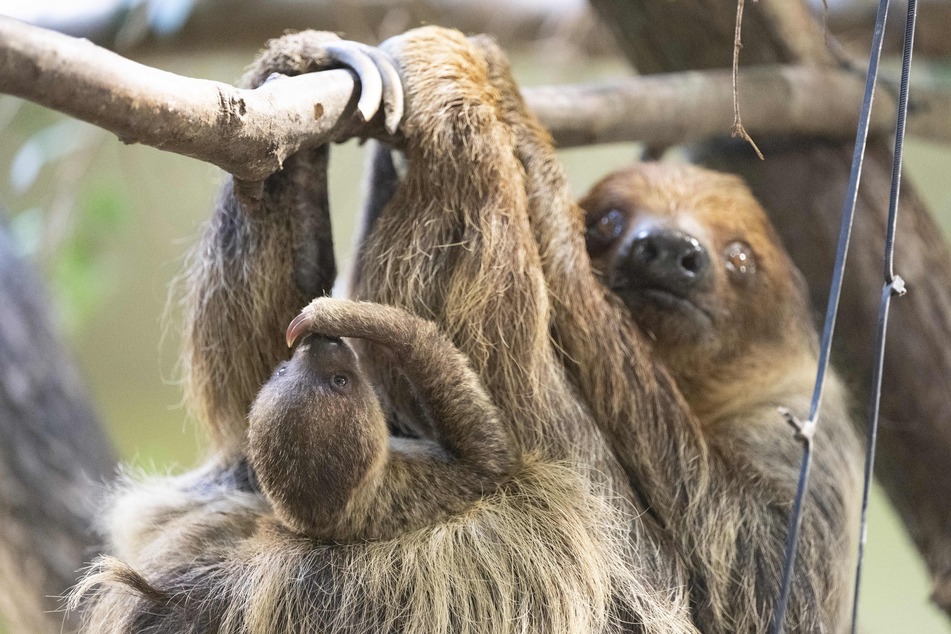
top-left (581, 163), bottom-right (816, 419)
top-left (248, 334), bottom-right (385, 537)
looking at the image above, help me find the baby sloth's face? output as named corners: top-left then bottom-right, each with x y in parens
top-left (580, 163), bottom-right (805, 371)
top-left (247, 334), bottom-right (384, 534)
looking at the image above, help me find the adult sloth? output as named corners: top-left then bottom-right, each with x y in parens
top-left (71, 29), bottom-right (694, 634)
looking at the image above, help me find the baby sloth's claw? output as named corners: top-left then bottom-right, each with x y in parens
top-left (286, 310), bottom-right (314, 348)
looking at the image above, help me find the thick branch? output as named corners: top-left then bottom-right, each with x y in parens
top-left (0, 16), bottom-right (366, 182)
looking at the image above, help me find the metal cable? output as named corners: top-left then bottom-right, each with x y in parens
top-left (850, 0), bottom-right (916, 630)
top-left (769, 0), bottom-right (895, 629)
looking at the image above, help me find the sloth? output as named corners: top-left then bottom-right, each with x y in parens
top-left (567, 162), bottom-right (864, 631)
top-left (247, 297), bottom-right (517, 542)
top-left (70, 29), bottom-right (697, 634)
top-left (344, 31), bottom-right (861, 633)
top-left (457, 42), bottom-right (862, 629)
top-left (581, 162), bottom-right (840, 428)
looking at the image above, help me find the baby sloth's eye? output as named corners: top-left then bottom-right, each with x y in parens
top-left (585, 208), bottom-right (626, 255)
top-left (723, 241), bottom-right (756, 280)
top-left (332, 374), bottom-right (349, 389)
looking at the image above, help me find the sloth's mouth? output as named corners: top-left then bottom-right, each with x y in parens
top-left (615, 286), bottom-right (714, 328)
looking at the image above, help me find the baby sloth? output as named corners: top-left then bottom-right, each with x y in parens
top-left (247, 297), bottom-right (516, 541)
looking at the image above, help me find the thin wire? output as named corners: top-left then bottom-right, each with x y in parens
top-left (768, 0), bottom-right (893, 629)
top-left (884, 0), bottom-right (918, 285)
top-left (850, 0), bottom-right (916, 629)
top-left (850, 280), bottom-right (905, 632)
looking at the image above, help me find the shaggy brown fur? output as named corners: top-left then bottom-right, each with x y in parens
top-left (248, 298), bottom-right (517, 541)
top-left (467, 45), bottom-right (861, 629)
top-left (70, 30), bottom-right (699, 633)
top-left (182, 30), bottom-right (350, 455)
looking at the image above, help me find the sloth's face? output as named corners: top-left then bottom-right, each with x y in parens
top-left (580, 164), bottom-right (804, 372)
top-left (248, 334), bottom-right (384, 532)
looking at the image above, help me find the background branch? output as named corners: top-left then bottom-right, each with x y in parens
top-left (0, 216), bottom-right (116, 634)
top-left (527, 65), bottom-right (951, 147)
top-left (23, 0), bottom-right (948, 61)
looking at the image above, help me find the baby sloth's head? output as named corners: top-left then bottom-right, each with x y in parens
top-left (248, 333), bottom-right (385, 538)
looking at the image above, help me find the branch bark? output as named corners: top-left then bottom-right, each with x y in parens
top-left (4, 15), bottom-right (951, 183)
top-left (0, 16), bottom-right (369, 182)
top-left (526, 65), bottom-right (951, 147)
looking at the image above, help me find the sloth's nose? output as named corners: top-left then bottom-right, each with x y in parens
top-left (622, 229), bottom-right (710, 292)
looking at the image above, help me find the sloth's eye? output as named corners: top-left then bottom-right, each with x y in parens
top-left (585, 208), bottom-right (626, 255)
top-left (332, 375), bottom-right (349, 388)
top-left (724, 241), bottom-right (756, 280)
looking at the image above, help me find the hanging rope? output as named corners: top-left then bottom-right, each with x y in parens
top-left (767, 0), bottom-right (916, 628)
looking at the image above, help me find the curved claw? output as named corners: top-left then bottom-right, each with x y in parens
top-left (286, 311), bottom-right (313, 348)
top-left (356, 44), bottom-right (404, 135)
top-left (323, 42), bottom-right (383, 124)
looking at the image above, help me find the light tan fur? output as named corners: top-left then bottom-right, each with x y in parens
top-left (73, 458), bottom-right (648, 633)
top-left (571, 162), bottom-right (864, 631)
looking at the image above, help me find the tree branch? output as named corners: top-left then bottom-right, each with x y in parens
top-left (526, 65), bottom-right (951, 147)
top-left (16, 0), bottom-right (950, 61)
top-left (4, 15), bottom-right (951, 181)
top-left (0, 16), bottom-right (368, 182)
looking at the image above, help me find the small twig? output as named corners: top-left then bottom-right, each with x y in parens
top-left (731, 0), bottom-right (765, 160)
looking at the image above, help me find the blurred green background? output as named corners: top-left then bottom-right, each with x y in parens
top-left (1, 37), bottom-right (950, 634)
